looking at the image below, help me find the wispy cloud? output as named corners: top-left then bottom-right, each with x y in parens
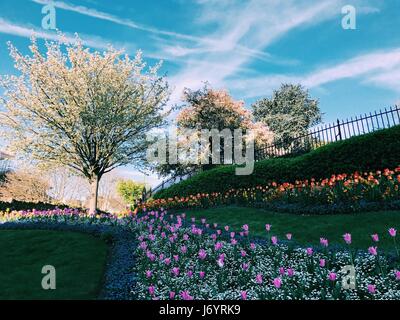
top-left (168, 0), bottom-right (344, 105)
top-left (227, 47), bottom-right (400, 98)
top-left (0, 17), bottom-right (113, 49)
top-left (32, 0), bottom-right (284, 63)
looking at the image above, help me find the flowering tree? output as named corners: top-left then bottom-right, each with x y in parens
top-left (0, 35), bottom-right (170, 213)
top-left (155, 85), bottom-right (273, 177)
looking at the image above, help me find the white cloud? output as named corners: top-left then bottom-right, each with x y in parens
top-left (227, 47), bottom-right (400, 98)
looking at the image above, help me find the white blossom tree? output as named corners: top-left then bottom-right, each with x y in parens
top-left (0, 35), bottom-right (170, 213)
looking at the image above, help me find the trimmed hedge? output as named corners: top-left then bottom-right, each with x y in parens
top-left (154, 125), bottom-right (400, 199)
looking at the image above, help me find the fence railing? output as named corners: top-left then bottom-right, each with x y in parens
top-left (255, 106), bottom-right (400, 160)
top-left (144, 106), bottom-right (400, 199)
top-left (144, 169), bottom-right (198, 200)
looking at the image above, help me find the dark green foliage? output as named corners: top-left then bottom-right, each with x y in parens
top-left (154, 125), bottom-right (400, 199)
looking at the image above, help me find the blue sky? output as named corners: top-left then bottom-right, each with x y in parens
top-left (0, 0), bottom-right (400, 186)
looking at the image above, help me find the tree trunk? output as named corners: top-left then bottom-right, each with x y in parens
top-left (89, 175), bottom-right (100, 214)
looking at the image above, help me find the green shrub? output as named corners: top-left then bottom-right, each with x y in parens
top-left (154, 125), bottom-right (400, 199)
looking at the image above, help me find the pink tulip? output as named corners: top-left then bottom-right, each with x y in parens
top-left (250, 243), bottom-right (256, 250)
top-left (199, 271), bottom-right (205, 279)
top-left (241, 291), bottom-right (247, 300)
top-left (148, 285), bottom-right (155, 295)
top-left (389, 228), bottom-right (397, 237)
top-left (273, 277), bottom-right (282, 288)
top-left (240, 250), bottom-right (247, 257)
top-left (242, 224), bottom-right (249, 231)
top-left (320, 238), bottom-right (329, 247)
top-left (230, 232), bottom-right (235, 238)
top-left (368, 284), bottom-right (376, 294)
top-left (368, 246), bottom-right (378, 256)
top-left (265, 224), bottom-right (271, 232)
top-left (169, 291), bottom-right (175, 299)
top-left (371, 234), bottom-right (379, 242)
top-left (395, 270), bottom-right (400, 280)
top-left (171, 267), bottom-right (180, 276)
top-left (286, 233), bottom-right (292, 240)
top-left (215, 242), bottom-right (223, 251)
top-left (343, 233), bottom-right (352, 245)
top-left (198, 249), bottom-right (207, 260)
top-left (306, 247), bottom-right (313, 256)
top-left (180, 291), bottom-right (194, 300)
top-left (328, 272), bottom-right (337, 281)
top-left (224, 226), bottom-right (229, 232)
top-left (319, 259), bottom-right (326, 267)
top-left (271, 236), bottom-right (278, 245)
top-left (256, 274), bottom-right (263, 284)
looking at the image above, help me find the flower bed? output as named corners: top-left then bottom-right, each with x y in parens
top-left (133, 209), bottom-right (400, 300)
top-left (138, 167), bottom-right (400, 214)
top-left (2, 207), bottom-right (400, 300)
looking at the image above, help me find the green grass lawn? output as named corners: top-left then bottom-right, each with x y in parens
top-left (0, 229), bottom-right (108, 300)
top-left (182, 206), bottom-right (400, 251)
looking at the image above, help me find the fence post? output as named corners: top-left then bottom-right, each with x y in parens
top-left (336, 119), bottom-right (342, 141)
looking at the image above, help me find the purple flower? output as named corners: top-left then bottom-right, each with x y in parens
top-left (139, 242), bottom-right (147, 250)
top-left (286, 233), bottom-right (292, 240)
top-left (250, 243), bottom-right (256, 250)
top-left (198, 249), bottom-right (207, 260)
top-left (241, 263), bottom-right (249, 271)
top-left (145, 270), bottom-right (152, 278)
top-left (215, 242), bottom-right (223, 251)
top-left (371, 234), bottom-right (379, 242)
top-left (279, 267), bottom-right (285, 275)
top-left (240, 250), bottom-right (247, 257)
top-left (255, 274), bottom-right (263, 284)
top-left (368, 246), bottom-right (378, 256)
top-left (180, 291), bottom-right (194, 300)
top-left (306, 247), bottom-right (313, 256)
top-left (169, 291), bottom-right (175, 299)
top-left (273, 277), bottom-right (282, 288)
top-left (319, 259), bottom-right (326, 267)
top-left (287, 268), bottom-right (294, 277)
top-left (343, 233), bottom-right (352, 245)
top-left (265, 224), bottom-right (271, 232)
top-left (271, 236), bottom-right (278, 245)
top-left (240, 291), bottom-right (247, 300)
top-left (395, 270), bottom-right (400, 280)
top-left (230, 232), bottom-right (235, 238)
top-left (187, 270), bottom-right (193, 278)
top-left (368, 284), bottom-right (376, 294)
top-left (328, 272), bottom-right (337, 281)
top-left (173, 255), bottom-right (179, 262)
top-left (199, 271), bottom-right (205, 279)
top-left (164, 258), bottom-right (171, 265)
top-left (242, 224), bottom-right (249, 231)
top-left (231, 239), bottom-right (237, 245)
top-left (389, 228), bottom-right (397, 237)
top-left (320, 238), bottom-right (329, 247)
top-left (171, 267), bottom-right (180, 276)
top-left (148, 285), bottom-right (155, 295)
top-left (224, 226), bottom-right (229, 232)
top-left (180, 246), bottom-right (187, 254)
top-left (201, 218), bottom-right (206, 224)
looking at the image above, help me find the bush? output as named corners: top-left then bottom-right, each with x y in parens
top-left (154, 125), bottom-right (400, 199)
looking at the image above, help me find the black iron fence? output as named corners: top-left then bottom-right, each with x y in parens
top-left (145, 106), bottom-right (400, 199)
top-left (255, 106), bottom-right (400, 160)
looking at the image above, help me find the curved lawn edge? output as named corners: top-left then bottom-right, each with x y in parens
top-left (0, 222), bottom-right (138, 300)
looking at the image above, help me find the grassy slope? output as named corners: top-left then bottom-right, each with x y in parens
top-left (182, 206), bottom-right (400, 251)
top-left (0, 230), bottom-right (108, 299)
